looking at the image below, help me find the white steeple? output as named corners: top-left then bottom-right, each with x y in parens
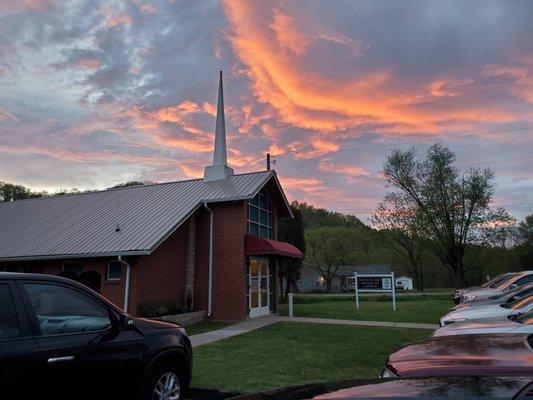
top-left (203, 71), bottom-right (234, 182)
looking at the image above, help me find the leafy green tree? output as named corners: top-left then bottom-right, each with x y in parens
top-left (306, 227), bottom-right (358, 292)
top-left (278, 206), bottom-right (305, 299)
top-left (372, 192), bottom-right (426, 291)
top-left (382, 143), bottom-right (514, 286)
top-left (0, 182), bottom-right (46, 201)
top-left (517, 214), bottom-right (533, 266)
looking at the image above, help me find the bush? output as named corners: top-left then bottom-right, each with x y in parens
top-left (138, 300), bottom-right (184, 318)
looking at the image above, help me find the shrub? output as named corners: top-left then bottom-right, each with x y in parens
top-left (138, 299), bottom-right (184, 318)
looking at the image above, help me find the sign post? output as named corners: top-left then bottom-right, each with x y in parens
top-left (354, 272), bottom-right (359, 309)
top-left (353, 272), bottom-right (396, 311)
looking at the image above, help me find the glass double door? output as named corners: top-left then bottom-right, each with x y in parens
top-left (249, 257), bottom-right (270, 318)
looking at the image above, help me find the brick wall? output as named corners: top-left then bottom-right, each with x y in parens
top-left (130, 221), bottom-right (190, 314)
top-left (194, 201), bottom-right (249, 321)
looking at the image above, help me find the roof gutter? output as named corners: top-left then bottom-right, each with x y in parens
top-left (203, 202), bottom-right (214, 317)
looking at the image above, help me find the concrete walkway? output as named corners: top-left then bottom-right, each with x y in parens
top-left (278, 316), bottom-right (437, 330)
top-left (190, 315), bottom-right (437, 347)
top-left (190, 315), bottom-right (280, 347)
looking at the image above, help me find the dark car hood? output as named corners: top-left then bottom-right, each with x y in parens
top-left (132, 317), bottom-right (182, 334)
top-left (313, 376), bottom-right (532, 399)
top-left (389, 334), bottom-right (533, 377)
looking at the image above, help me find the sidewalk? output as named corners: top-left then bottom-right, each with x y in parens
top-left (190, 315), bottom-right (437, 347)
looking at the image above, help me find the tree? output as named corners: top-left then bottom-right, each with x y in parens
top-left (0, 182), bottom-right (46, 201)
top-left (372, 192), bottom-right (426, 291)
top-left (382, 143), bottom-right (514, 287)
top-left (517, 214), bottom-right (533, 266)
top-left (306, 227), bottom-right (357, 292)
top-left (278, 205), bottom-right (306, 300)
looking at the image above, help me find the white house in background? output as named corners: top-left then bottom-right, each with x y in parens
top-left (296, 264), bottom-right (392, 293)
top-left (395, 276), bottom-right (413, 290)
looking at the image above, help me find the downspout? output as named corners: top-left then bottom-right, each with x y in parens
top-left (118, 255), bottom-right (131, 313)
top-left (203, 203), bottom-right (214, 317)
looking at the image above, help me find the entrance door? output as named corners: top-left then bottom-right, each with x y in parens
top-left (249, 257), bottom-right (270, 318)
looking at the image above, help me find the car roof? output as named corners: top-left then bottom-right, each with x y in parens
top-left (0, 272), bottom-right (124, 312)
top-left (0, 272), bottom-right (72, 282)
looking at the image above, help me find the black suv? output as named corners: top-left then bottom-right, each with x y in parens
top-left (0, 272), bottom-right (192, 400)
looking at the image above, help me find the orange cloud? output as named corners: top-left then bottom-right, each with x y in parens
top-left (428, 79), bottom-right (473, 98)
top-left (318, 160), bottom-right (372, 177)
top-left (0, 0), bottom-right (55, 12)
top-left (74, 58), bottom-right (102, 69)
top-left (106, 14), bottom-right (132, 28)
top-left (0, 108), bottom-right (19, 123)
top-left (221, 0), bottom-right (527, 139)
top-left (483, 60), bottom-right (533, 103)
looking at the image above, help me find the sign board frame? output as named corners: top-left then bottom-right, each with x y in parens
top-left (354, 272), bottom-right (396, 311)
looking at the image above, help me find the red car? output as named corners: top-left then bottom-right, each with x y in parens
top-left (381, 333), bottom-right (533, 377)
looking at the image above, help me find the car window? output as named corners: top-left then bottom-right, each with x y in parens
top-left (512, 274), bottom-right (533, 287)
top-left (505, 286), bottom-right (533, 304)
top-left (0, 284), bottom-right (21, 340)
top-left (483, 274), bottom-right (511, 288)
top-left (490, 274), bottom-right (516, 289)
top-left (24, 283), bottom-right (111, 336)
top-left (503, 295), bottom-right (533, 310)
top-left (516, 310), bottom-right (533, 325)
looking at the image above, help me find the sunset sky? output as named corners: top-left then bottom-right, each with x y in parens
top-left (0, 0), bottom-right (532, 222)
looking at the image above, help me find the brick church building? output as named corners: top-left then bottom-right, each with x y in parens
top-left (0, 72), bottom-right (303, 320)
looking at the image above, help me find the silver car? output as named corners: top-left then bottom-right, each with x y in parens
top-left (453, 272), bottom-right (515, 304)
top-left (460, 270), bottom-right (533, 303)
top-left (434, 310), bottom-right (533, 336)
top-left (440, 294), bottom-right (533, 326)
top-left (451, 283), bottom-right (533, 312)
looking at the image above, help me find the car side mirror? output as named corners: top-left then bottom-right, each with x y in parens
top-left (120, 314), bottom-right (134, 330)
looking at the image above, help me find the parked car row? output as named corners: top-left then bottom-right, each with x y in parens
top-left (311, 271), bottom-right (533, 398)
top-left (379, 271), bottom-right (533, 379)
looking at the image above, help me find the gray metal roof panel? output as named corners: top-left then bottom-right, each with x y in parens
top-left (0, 171), bottom-right (281, 261)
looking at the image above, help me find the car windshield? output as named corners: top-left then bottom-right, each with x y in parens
top-left (482, 273), bottom-right (511, 288)
top-left (490, 274), bottom-right (516, 289)
top-left (503, 285), bottom-right (533, 304)
top-left (501, 294), bottom-right (533, 309)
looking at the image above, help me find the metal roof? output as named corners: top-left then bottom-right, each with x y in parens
top-left (0, 171), bottom-right (287, 262)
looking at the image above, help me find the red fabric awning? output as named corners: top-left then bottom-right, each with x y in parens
top-left (245, 235), bottom-right (304, 259)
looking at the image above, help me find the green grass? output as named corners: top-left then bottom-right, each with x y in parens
top-left (192, 322), bottom-right (429, 392)
top-left (278, 298), bottom-right (451, 324)
top-left (185, 321), bottom-right (232, 336)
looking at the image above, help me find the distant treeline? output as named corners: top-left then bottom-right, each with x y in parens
top-left (291, 201), bottom-right (532, 288)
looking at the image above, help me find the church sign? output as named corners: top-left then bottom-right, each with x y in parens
top-left (354, 272), bottom-right (396, 311)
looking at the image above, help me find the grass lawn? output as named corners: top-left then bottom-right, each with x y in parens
top-left (185, 321), bottom-right (232, 336)
top-left (192, 322), bottom-right (429, 392)
top-left (278, 298), bottom-right (452, 324)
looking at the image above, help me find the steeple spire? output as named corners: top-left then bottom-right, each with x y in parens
top-left (204, 71), bottom-right (234, 182)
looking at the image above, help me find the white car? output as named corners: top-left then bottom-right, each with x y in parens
top-left (460, 270), bottom-right (533, 303)
top-left (434, 310), bottom-right (533, 337)
top-left (440, 294), bottom-right (533, 326)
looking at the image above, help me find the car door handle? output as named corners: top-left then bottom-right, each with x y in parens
top-left (47, 356), bottom-right (74, 364)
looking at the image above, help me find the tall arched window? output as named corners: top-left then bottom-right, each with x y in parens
top-left (248, 193), bottom-right (272, 239)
